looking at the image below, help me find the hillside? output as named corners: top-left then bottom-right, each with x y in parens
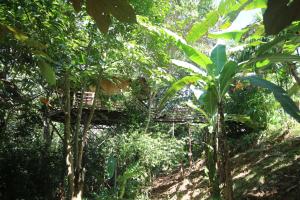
top-left (150, 128), bottom-right (300, 200)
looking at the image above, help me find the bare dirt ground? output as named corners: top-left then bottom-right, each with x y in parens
top-left (150, 131), bottom-right (300, 200)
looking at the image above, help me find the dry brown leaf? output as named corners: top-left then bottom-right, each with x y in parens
top-left (86, 0), bottom-right (111, 33)
top-left (70, 0), bottom-right (82, 12)
top-left (108, 0), bottom-right (136, 23)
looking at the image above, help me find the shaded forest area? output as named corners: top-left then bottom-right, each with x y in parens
top-left (1, 0), bottom-right (300, 200)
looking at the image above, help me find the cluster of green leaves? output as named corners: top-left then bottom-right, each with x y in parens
top-left (101, 130), bottom-right (184, 199)
top-left (140, 0), bottom-right (300, 123)
top-left (226, 86), bottom-right (275, 129)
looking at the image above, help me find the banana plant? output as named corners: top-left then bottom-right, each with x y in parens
top-left (163, 44), bottom-right (237, 199)
top-left (157, 37), bottom-right (300, 200)
top-left (140, 17), bottom-right (300, 200)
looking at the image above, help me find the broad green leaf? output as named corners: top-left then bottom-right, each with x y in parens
top-left (162, 28), bottom-right (186, 44)
top-left (171, 59), bottom-right (206, 75)
top-left (208, 29), bottom-right (248, 42)
top-left (243, 76), bottom-right (300, 122)
top-left (244, 0), bottom-right (267, 10)
top-left (242, 54), bottom-right (300, 68)
top-left (219, 61), bottom-right (238, 96)
top-left (283, 36), bottom-right (300, 53)
top-left (107, 154), bottom-right (116, 179)
top-left (38, 61), bottom-right (56, 86)
top-left (177, 42), bottom-right (213, 69)
top-left (219, 0), bottom-right (249, 23)
top-left (186, 11), bottom-right (219, 43)
top-left (159, 75), bottom-right (206, 110)
top-left (201, 85), bottom-right (218, 116)
top-left (218, 0), bottom-right (244, 16)
top-left (210, 44), bottom-right (227, 76)
top-left (138, 20), bottom-right (212, 70)
top-left (256, 34), bottom-right (295, 55)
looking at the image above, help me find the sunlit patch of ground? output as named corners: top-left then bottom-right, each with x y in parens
top-left (150, 124), bottom-right (300, 200)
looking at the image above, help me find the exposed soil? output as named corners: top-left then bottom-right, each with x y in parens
top-left (149, 134), bottom-right (300, 200)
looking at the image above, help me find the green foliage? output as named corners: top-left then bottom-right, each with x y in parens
top-left (159, 75), bottom-right (206, 110)
top-left (38, 60), bottom-right (56, 86)
top-left (226, 85), bottom-right (275, 129)
top-left (219, 61), bottom-right (238, 96)
top-left (107, 154), bottom-right (116, 179)
top-left (186, 10), bottom-right (219, 43)
top-left (210, 44), bottom-right (227, 76)
top-left (101, 130), bottom-right (184, 199)
top-left (243, 76), bottom-right (300, 123)
top-left (208, 29), bottom-right (248, 42)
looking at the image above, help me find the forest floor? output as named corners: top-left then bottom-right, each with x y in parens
top-left (149, 125), bottom-right (300, 200)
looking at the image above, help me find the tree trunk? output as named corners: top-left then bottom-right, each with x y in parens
top-left (188, 123), bottom-right (193, 167)
top-left (63, 72), bottom-right (75, 199)
top-left (204, 127), bottom-right (220, 199)
top-left (217, 102), bottom-right (233, 200)
top-left (72, 74), bottom-right (102, 200)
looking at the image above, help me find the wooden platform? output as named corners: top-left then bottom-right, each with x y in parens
top-left (48, 107), bottom-right (206, 125)
top-left (48, 108), bottom-right (127, 125)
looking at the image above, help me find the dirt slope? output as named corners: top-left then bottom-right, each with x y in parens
top-left (150, 136), bottom-right (300, 200)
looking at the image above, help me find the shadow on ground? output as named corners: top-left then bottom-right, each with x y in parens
top-left (150, 134), bottom-right (300, 200)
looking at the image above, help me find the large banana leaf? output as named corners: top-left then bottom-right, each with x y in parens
top-left (186, 10), bottom-right (219, 43)
top-left (138, 19), bottom-right (212, 70)
top-left (210, 44), bottom-right (227, 76)
top-left (159, 75), bottom-right (206, 110)
top-left (256, 34), bottom-right (295, 55)
top-left (219, 61), bottom-right (238, 96)
top-left (242, 54), bottom-right (300, 67)
top-left (177, 42), bottom-right (213, 70)
top-left (243, 76), bottom-right (300, 122)
top-left (201, 85), bottom-right (219, 116)
top-left (171, 59), bottom-right (207, 75)
top-left (208, 29), bottom-right (247, 42)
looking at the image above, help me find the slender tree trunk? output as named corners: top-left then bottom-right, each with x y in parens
top-left (41, 103), bottom-right (54, 199)
top-left (217, 102), bottom-right (233, 200)
top-left (188, 123), bottom-right (193, 167)
top-left (64, 72), bottom-right (75, 199)
top-left (144, 92), bottom-right (153, 133)
top-left (289, 63), bottom-right (300, 85)
top-left (72, 74), bottom-right (102, 200)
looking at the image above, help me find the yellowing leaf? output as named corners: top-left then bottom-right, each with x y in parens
top-left (38, 61), bottom-right (56, 86)
top-left (6, 25), bottom-right (28, 42)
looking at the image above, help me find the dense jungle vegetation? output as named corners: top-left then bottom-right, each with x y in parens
top-left (0, 0), bottom-right (300, 199)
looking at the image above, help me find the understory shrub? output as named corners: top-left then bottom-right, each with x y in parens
top-left (97, 130), bottom-right (185, 199)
